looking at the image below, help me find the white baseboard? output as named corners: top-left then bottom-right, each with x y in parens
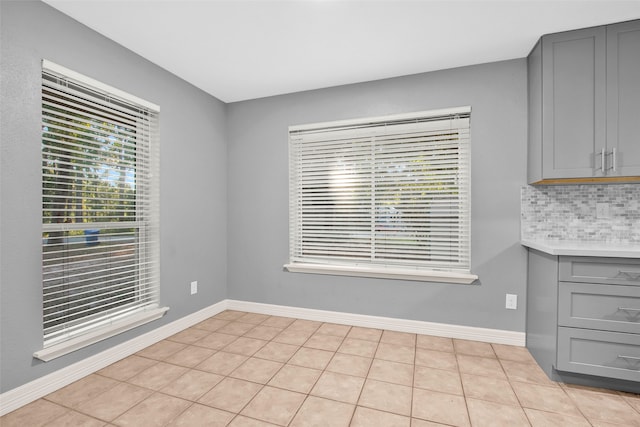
top-left (226, 300), bottom-right (526, 347)
top-left (1, 298), bottom-right (525, 416)
top-left (0, 300), bottom-right (228, 416)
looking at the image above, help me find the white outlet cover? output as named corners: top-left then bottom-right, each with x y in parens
top-left (190, 281), bottom-right (198, 295)
top-left (505, 294), bottom-right (517, 310)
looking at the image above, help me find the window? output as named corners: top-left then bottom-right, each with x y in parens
top-left (36, 60), bottom-right (165, 361)
top-left (285, 107), bottom-right (476, 284)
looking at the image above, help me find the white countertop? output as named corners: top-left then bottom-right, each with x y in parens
top-left (521, 239), bottom-right (640, 258)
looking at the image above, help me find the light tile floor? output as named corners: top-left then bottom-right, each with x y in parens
top-left (3, 310), bottom-right (639, 426)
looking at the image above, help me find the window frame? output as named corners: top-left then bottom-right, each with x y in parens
top-left (35, 60), bottom-right (166, 362)
top-left (285, 107), bottom-right (477, 284)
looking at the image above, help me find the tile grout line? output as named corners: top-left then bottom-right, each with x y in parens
top-left (492, 345), bottom-right (533, 427)
top-left (236, 315), bottom-right (331, 426)
top-left (209, 311), bottom-right (273, 426)
top-left (127, 311), bottom-right (267, 426)
top-left (455, 345), bottom-right (474, 427)
top-left (41, 372), bottom-right (125, 424)
top-left (318, 322), bottom-right (354, 421)
top-left (347, 326), bottom-right (382, 425)
top-left (224, 313), bottom-right (274, 426)
top-left (38, 396), bottom-right (108, 426)
top-left (409, 332), bottom-right (417, 422)
top-left (495, 352), bottom-right (595, 426)
top-left (561, 383), bottom-right (636, 426)
top-left (221, 312), bottom-right (273, 427)
top-left (280, 318), bottom-right (327, 426)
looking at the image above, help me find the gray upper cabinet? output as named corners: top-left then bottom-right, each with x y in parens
top-left (542, 26), bottom-right (606, 180)
top-left (528, 20), bottom-right (640, 184)
top-left (607, 20), bottom-right (640, 177)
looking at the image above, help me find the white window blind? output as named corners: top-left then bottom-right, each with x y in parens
top-left (287, 107), bottom-right (472, 279)
top-left (40, 60), bottom-right (162, 353)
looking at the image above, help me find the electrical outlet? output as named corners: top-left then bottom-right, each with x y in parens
top-left (505, 294), bottom-right (517, 310)
top-left (190, 281), bottom-right (198, 295)
top-left (596, 203), bottom-right (610, 219)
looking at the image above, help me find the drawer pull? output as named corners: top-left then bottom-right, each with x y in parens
top-left (618, 307), bottom-right (640, 321)
top-left (618, 355), bottom-right (640, 367)
top-left (616, 270), bottom-right (640, 281)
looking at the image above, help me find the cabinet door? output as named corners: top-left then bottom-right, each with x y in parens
top-left (607, 20), bottom-right (640, 176)
top-left (542, 27), bottom-right (606, 178)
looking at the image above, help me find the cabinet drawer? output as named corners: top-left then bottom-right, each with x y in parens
top-left (558, 282), bottom-right (640, 334)
top-left (559, 257), bottom-right (640, 285)
top-left (557, 327), bottom-right (640, 382)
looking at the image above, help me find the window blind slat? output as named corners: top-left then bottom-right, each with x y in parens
top-left (44, 284), bottom-right (159, 318)
top-left (42, 108), bottom-right (141, 142)
top-left (42, 122), bottom-right (142, 153)
top-left (42, 136), bottom-right (142, 164)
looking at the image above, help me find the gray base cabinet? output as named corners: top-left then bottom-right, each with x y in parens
top-left (528, 19), bottom-right (640, 183)
top-left (526, 250), bottom-right (640, 392)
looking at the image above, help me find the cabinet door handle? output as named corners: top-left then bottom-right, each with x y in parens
top-left (601, 147), bottom-right (606, 172)
top-left (612, 147), bottom-right (617, 172)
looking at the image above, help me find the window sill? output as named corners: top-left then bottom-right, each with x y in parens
top-left (284, 263), bottom-right (478, 284)
top-left (33, 306), bottom-right (169, 362)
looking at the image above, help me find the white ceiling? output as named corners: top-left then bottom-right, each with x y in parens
top-left (43, 0), bottom-right (640, 103)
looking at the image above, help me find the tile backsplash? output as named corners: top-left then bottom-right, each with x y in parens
top-left (521, 184), bottom-right (640, 243)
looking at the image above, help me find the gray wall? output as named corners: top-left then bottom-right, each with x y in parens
top-left (0, 1), bottom-right (227, 392)
top-left (1, 0), bottom-right (529, 396)
top-left (227, 60), bottom-right (529, 331)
